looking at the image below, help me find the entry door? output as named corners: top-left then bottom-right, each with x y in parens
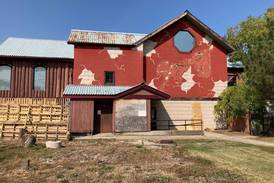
top-left (94, 101), bottom-right (113, 133)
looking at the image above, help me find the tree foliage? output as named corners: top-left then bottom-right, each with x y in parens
top-left (215, 85), bottom-right (249, 123)
top-left (215, 8), bottom-right (274, 123)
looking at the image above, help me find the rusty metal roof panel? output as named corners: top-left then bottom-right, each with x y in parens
top-left (68, 29), bottom-right (146, 45)
top-left (63, 84), bottom-right (133, 96)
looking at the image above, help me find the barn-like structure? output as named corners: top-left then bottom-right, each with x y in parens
top-left (0, 11), bottom-right (236, 139)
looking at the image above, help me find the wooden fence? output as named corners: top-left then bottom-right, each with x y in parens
top-left (0, 98), bottom-right (70, 140)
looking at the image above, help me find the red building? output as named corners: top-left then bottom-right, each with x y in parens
top-left (64, 11), bottom-right (233, 134)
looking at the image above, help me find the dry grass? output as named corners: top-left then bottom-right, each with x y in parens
top-left (0, 139), bottom-right (273, 183)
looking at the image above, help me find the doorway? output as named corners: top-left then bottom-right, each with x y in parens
top-left (94, 100), bottom-right (113, 134)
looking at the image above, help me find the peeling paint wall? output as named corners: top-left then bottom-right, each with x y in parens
top-left (115, 99), bottom-right (147, 132)
top-left (73, 18), bottom-right (227, 98)
top-left (145, 19), bottom-right (227, 98)
top-left (152, 100), bottom-right (219, 130)
top-left (74, 45), bottom-right (143, 86)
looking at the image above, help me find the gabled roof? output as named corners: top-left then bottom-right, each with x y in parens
top-left (63, 83), bottom-right (170, 99)
top-left (68, 29), bottom-right (146, 45)
top-left (0, 37), bottom-right (74, 59)
top-left (134, 10), bottom-right (234, 53)
top-left (68, 10), bottom-right (234, 53)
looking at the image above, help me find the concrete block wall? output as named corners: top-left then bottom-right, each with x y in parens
top-left (153, 100), bottom-right (218, 130)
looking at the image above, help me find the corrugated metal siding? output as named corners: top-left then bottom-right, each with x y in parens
top-left (0, 57), bottom-right (73, 98)
top-left (68, 30), bottom-right (146, 45)
top-left (0, 37), bottom-right (74, 59)
top-left (64, 85), bottom-right (132, 96)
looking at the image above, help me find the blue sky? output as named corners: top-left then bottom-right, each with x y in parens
top-left (0, 0), bottom-right (273, 43)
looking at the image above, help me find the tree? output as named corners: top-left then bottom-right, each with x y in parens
top-left (215, 8), bottom-right (274, 126)
top-left (215, 84), bottom-right (249, 123)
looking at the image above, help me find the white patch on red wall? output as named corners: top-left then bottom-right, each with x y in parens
top-left (132, 44), bottom-right (143, 51)
top-left (144, 40), bottom-right (157, 57)
top-left (181, 67), bottom-right (196, 92)
top-left (78, 68), bottom-right (95, 85)
top-left (213, 80), bottom-right (227, 97)
top-left (105, 47), bottom-right (123, 59)
top-left (148, 79), bottom-right (157, 89)
top-left (202, 35), bottom-right (213, 44)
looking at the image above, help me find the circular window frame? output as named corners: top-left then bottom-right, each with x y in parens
top-left (173, 30), bottom-right (196, 53)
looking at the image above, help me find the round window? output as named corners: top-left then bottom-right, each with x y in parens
top-left (174, 31), bottom-right (195, 52)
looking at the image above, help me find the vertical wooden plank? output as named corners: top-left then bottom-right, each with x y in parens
top-left (49, 66), bottom-right (53, 97)
top-left (45, 124), bottom-right (48, 140)
top-left (11, 60), bottom-right (16, 97)
top-left (24, 63), bottom-right (29, 97)
top-left (60, 66), bottom-right (65, 97)
top-left (46, 65), bottom-right (50, 98)
top-left (21, 63), bottom-right (26, 97)
top-left (0, 123), bottom-right (3, 138)
top-left (14, 61), bottom-right (18, 97)
top-left (68, 67), bottom-right (73, 84)
top-left (18, 61), bottom-right (22, 97)
top-left (56, 66), bottom-right (61, 98)
top-left (64, 64), bottom-right (69, 86)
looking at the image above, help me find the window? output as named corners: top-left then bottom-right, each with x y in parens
top-left (104, 71), bottom-right (115, 85)
top-left (174, 30), bottom-right (195, 52)
top-left (0, 65), bottom-right (11, 90)
top-left (33, 66), bottom-right (46, 91)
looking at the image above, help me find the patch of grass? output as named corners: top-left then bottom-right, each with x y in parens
top-left (98, 163), bottom-right (114, 175)
top-left (145, 175), bottom-right (172, 183)
top-left (176, 139), bottom-right (274, 183)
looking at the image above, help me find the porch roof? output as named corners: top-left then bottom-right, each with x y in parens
top-left (63, 83), bottom-right (170, 99)
top-left (63, 85), bottom-right (133, 96)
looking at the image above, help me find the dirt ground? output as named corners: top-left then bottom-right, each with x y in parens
top-left (1, 138), bottom-right (274, 183)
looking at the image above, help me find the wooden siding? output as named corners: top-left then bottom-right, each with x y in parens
top-left (71, 99), bottom-right (94, 133)
top-left (0, 57), bottom-right (73, 98)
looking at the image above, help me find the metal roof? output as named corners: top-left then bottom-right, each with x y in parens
top-left (63, 85), bottom-right (133, 96)
top-left (68, 29), bottom-right (146, 45)
top-left (0, 37), bottom-right (74, 59)
top-left (227, 61), bottom-right (244, 68)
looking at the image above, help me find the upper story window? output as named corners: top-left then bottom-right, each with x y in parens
top-left (0, 65), bottom-right (11, 90)
top-left (104, 71), bottom-right (115, 85)
top-left (174, 30), bottom-right (195, 52)
top-left (33, 66), bottom-right (46, 91)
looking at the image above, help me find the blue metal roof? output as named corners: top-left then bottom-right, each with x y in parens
top-left (0, 37), bottom-right (74, 59)
top-left (68, 29), bottom-right (146, 45)
top-left (63, 85), bottom-right (134, 96)
top-left (227, 61), bottom-right (244, 68)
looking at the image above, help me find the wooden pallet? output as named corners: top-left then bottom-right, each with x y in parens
top-left (0, 98), bottom-right (70, 141)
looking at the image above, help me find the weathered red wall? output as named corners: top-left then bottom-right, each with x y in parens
top-left (74, 45), bottom-right (143, 86)
top-left (73, 19), bottom-right (228, 98)
top-left (144, 19), bottom-right (227, 98)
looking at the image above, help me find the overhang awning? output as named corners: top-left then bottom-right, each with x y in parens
top-left (63, 83), bottom-right (170, 100)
